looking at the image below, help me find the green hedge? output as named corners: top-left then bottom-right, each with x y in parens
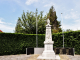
top-left (0, 30), bottom-right (80, 55)
top-left (0, 33), bottom-right (36, 55)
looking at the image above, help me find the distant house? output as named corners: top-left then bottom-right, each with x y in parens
top-left (0, 30), bottom-right (3, 33)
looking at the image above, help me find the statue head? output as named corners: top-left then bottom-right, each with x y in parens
top-left (47, 19), bottom-right (50, 25)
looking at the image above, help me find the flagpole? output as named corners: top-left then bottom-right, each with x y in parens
top-left (36, 9), bottom-right (38, 47)
top-left (61, 13), bottom-right (64, 48)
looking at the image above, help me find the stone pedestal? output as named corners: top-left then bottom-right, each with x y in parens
top-left (37, 19), bottom-right (60, 60)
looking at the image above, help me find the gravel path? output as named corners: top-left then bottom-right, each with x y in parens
top-left (0, 54), bottom-right (80, 60)
top-left (0, 54), bottom-right (32, 60)
top-left (67, 55), bottom-right (80, 60)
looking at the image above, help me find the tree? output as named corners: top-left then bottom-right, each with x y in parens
top-left (15, 10), bottom-right (47, 34)
top-left (47, 6), bottom-right (62, 33)
top-left (0, 30), bottom-right (3, 33)
top-left (15, 17), bottom-right (23, 33)
top-left (38, 11), bottom-right (47, 34)
top-left (65, 29), bottom-right (73, 32)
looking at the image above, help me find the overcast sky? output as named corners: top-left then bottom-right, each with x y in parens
top-left (0, 0), bottom-right (80, 33)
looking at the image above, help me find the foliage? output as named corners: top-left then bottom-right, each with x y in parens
top-left (15, 6), bottom-right (62, 34)
top-left (65, 29), bottom-right (73, 32)
top-left (0, 30), bottom-right (3, 33)
top-left (15, 10), bottom-right (47, 34)
top-left (0, 30), bottom-right (80, 55)
top-left (0, 33), bottom-right (36, 55)
top-left (47, 6), bottom-right (62, 33)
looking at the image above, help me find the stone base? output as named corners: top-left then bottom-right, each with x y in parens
top-left (37, 50), bottom-right (60, 60)
top-left (37, 55), bottom-right (60, 60)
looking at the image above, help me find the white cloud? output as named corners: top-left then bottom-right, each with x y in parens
top-left (0, 24), bottom-right (15, 33)
top-left (0, 18), bottom-right (15, 33)
top-left (25, 0), bottom-right (38, 5)
top-left (76, 11), bottom-right (78, 12)
top-left (62, 24), bottom-right (79, 31)
top-left (64, 12), bottom-right (79, 20)
top-left (0, 18), bottom-right (12, 25)
top-left (44, 5), bottom-right (48, 7)
top-left (71, 9), bottom-right (73, 10)
top-left (0, 18), bottom-right (5, 24)
top-left (12, 0), bottom-right (29, 10)
top-left (43, 2), bottom-right (55, 7)
top-left (0, 24), bottom-right (13, 30)
top-left (15, 20), bottom-right (17, 22)
top-left (62, 19), bottom-right (80, 31)
top-left (74, 19), bottom-right (80, 23)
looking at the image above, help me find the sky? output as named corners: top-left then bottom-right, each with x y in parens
top-left (0, 0), bottom-right (80, 33)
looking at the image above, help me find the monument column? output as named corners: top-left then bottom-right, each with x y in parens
top-left (37, 19), bottom-right (60, 60)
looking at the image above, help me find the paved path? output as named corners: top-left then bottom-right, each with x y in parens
top-left (0, 54), bottom-right (80, 60)
top-left (67, 55), bottom-right (80, 60)
top-left (0, 54), bottom-right (32, 60)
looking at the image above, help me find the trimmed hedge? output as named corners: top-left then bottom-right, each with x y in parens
top-left (0, 30), bottom-right (80, 55)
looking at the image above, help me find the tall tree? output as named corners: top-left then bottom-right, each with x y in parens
top-left (47, 6), bottom-right (62, 33)
top-left (15, 10), bottom-right (47, 34)
top-left (15, 17), bottom-right (23, 33)
top-left (38, 11), bottom-right (47, 34)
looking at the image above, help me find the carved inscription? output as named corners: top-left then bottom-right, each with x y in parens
top-left (47, 45), bottom-right (51, 50)
top-left (46, 29), bottom-right (50, 39)
top-left (47, 45), bottom-right (50, 50)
